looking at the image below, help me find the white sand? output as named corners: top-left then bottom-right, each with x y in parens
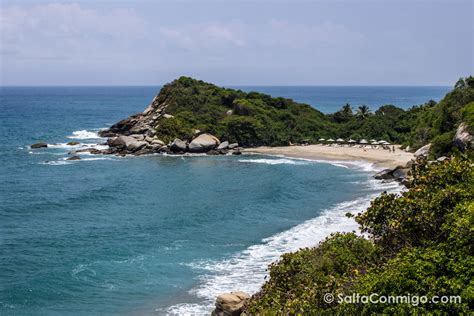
top-left (243, 144), bottom-right (414, 169)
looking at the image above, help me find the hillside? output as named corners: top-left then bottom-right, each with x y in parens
top-left (245, 156), bottom-right (473, 314)
top-left (99, 76), bottom-right (473, 157)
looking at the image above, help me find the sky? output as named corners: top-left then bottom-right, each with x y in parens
top-left (0, 0), bottom-right (473, 86)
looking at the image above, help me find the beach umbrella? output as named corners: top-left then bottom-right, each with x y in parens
top-left (359, 139), bottom-right (368, 144)
top-left (370, 139), bottom-right (377, 142)
top-left (336, 138), bottom-right (345, 142)
top-left (318, 138), bottom-right (325, 141)
top-left (327, 138), bottom-right (335, 142)
top-left (348, 139), bottom-right (356, 143)
top-left (380, 140), bottom-right (390, 145)
top-left (371, 141), bottom-right (379, 145)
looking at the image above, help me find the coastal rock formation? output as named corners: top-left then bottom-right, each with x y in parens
top-left (217, 141), bottom-right (229, 150)
top-left (414, 143), bottom-right (431, 157)
top-left (373, 166), bottom-right (410, 183)
top-left (31, 142), bottom-right (48, 148)
top-left (453, 123), bottom-right (473, 151)
top-left (188, 133), bottom-right (220, 153)
top-left (170, 138), bottom-right (187, 153)
top-left (212, 291), bottom-right (250, 316)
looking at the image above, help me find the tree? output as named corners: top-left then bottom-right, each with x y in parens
top-left (356, 105), bottom-right (371, 119)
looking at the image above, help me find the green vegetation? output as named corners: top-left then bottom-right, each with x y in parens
top-left (152, 76), bottom-right (473, 157)
top-left (153, 77), bottom-right (332, 145)
top-left (246, 157), bottom-right (473, 314)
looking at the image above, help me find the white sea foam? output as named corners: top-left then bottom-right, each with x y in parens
top-left (166, 183), bottom-right (402, 315)
top-left (39, 160), bottom-right (73, 166)
top-left (67, 130), bottom-right (103, 140)
top-left (238, 158), bottom-right (310, 165)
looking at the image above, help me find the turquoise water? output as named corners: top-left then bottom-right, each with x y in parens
top-left (0, 86), bottom-right (447, 315)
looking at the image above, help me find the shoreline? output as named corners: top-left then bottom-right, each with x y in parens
top-left (243, 144), bottom-right (414, 169)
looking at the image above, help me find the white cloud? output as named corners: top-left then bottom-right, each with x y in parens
top-left (159, 21), bottom-right (245, 51)
top-left (0, 3), bottom-right (147, 62)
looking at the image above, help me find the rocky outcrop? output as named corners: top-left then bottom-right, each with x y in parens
top-left (31, 142), bottom-right (48, 149)
top-left (217, 141), bottom-right (229, 150)
top-left (170, 138), bottom-right (187, 153)
top-left (374, 166), bottom-right (410, 183)
top-left (414, 143), bottom-right (431, 157)
top-left (453, 123), bottom-right (473, 151)
top-left (188, 133), bottom-right (220, 153)
top-left (212, 292), bottom-right (250, 316)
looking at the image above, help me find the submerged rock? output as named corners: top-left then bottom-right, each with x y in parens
top-left (31, 142), bottom-right (48, 149)
top-left (66, 141), bottom-right (80, 146)
top-left (67, 155), bottom-right (81, 160)
top-left (212, 292), bottom-right (250, 316)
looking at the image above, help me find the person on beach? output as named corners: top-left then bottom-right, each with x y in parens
top-left (392, 146), bottom-right (395, 153)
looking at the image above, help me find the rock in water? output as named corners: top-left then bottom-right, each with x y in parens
top-left (170, 138), bottom-right (187, 153)
top-left (108, 136), bottom-right (137, 149)
top-left (188, 133), bottom-right (220, 153)
top-left (373, 169), bottom-right (395, 180)
top-left (228, 143), bottom-right (239, 149)
top-left (67, 155), bottom-right (81, 160)
top-left (31, 142), bottom-right (48, 149)
top-left (66, 141), bottom-right (80, 146)
top-left (212, 292), bottom-right (250, 316)
top-left (414, 143), bottom-right (431, 157)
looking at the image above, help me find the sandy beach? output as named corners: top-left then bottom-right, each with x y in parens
top-left (243, 144), bottom-right (414, 169)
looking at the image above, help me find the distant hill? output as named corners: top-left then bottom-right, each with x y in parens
top-left (102, 76), bottom-right (473, 157)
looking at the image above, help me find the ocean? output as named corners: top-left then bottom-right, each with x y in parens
top-left (0, 86), bottom-right (449, 315)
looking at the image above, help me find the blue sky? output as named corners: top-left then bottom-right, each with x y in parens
top-left (1, 0), bottom-right (472, 86)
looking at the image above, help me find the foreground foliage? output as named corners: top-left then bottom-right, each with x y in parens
top-left (246, 157), bottom-right (473, 314)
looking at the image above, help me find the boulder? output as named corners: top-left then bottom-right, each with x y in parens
top-left (151, 139), bottom-right (165, 146)
top-left (228, 143), bottom-right (239, 149)
top-left (188, 133), bottom-right (220, 153)
top-left (144, 136), bottom-right (154, 143)
top-left (373, 169), bottom-right (394, 180)
top-left (453, 123), bottom-right (473, 151)
top-left (232, 149), bottom-right (242, 155)
top-left (212, 292), bottom-right (250, 316)
top-left (67, 155), bottom-right (81, 161)
top-left (163, 114), bottom-right (174, 119)
top-left (170, 138), bottom-right (187, 153)
top-left (108, 136), bottom-right (137, 149)
top-left (31, 142), bottom-right (48, 149)
top-left (128, 141), bottom-right (147, 152)
top-left (392, 167), bottom-right (409, 180)
top-left (217, 141), bottom-right (229, 150)
top-left (437, 156), bottom-right (449, 162)
top-left (66, 141), bottom-right (80, 146)
top-left (130, 134), bottom-right (145, 141)
top-left (414, 143), bottom-right (431, 157)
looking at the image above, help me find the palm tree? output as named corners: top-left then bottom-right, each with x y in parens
top-left (356, 105), bottom-right (371, 119)
top-left (342, 103), bottom-right (353, 116)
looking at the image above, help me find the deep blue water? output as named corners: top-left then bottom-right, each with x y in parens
top-left (0, 86), bottom-right (447, 315)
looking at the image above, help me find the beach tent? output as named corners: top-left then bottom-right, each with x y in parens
top-left (327, 138), bottom-right (335, 142)
top-left (359, 139), bottom-right (368, 144)
top-left (336, 138), bottom-right (345, 142)
top-left (348, 139), bottom-right (356, 143)
top-left (318, 138), bottom-right (326, 141)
